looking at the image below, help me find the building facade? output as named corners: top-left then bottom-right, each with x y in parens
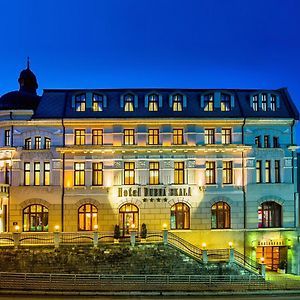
top-left (0, 66), bottom-right (299, 274)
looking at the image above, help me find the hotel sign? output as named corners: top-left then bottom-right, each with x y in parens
top-left (257, 239), bottom-right (285, 246)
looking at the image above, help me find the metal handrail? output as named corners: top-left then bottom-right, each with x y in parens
top-left (233, 249), bottom-right (260, 273)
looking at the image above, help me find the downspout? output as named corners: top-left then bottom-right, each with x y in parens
top-left (61, 119), bottom-right (65, 232)
top-left (291, 119), bottom-right (298, 227)
top-left (242, 118), bottom-right (247, 257)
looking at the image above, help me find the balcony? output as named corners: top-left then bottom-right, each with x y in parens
top-left (0, 183), bottom-right (9, 197)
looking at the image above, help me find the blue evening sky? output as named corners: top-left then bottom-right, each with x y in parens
top-left (0, 0), bottom-right (300, 137)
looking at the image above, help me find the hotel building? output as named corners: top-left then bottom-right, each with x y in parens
top-left (0, 66), bottom-right (299, 274)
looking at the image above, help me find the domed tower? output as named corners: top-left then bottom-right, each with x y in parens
top-left (0, 58), bottom-right (41, 110)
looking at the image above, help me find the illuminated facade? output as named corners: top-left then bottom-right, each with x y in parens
top-left (0, 66), bottom-right (300, 274)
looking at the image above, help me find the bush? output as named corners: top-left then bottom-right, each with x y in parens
top-left (114, 225), bottom-right (120, 239)
top-left (141, 223), bottom-right (147, 239)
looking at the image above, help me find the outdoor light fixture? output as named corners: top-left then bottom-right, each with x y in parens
top-left (163, 223), bottom-right (167, 230)
top-left (15, 225), bottom-right (19, 232)
top-left (94, 224), bottom-right (98, 231)
top-left (202, 242), bottom-right (207, 249)
top-left (228, 241), bottom-right (233, 248)
top-left (131, 224), bottom-right (136, 230)
top-left (260, 257), bottom-right (265, 263)
top-left (54, 225), bottom-right (59, 232)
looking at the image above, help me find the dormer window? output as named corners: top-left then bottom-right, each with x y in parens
top-left (252, 94), bottom-right (258, 111)
top-left (124, 94), bottom-right (134, 112)
top-left (172, 94), bottom-right (183, 112)
top-left (221, 93), bottom-right (231, 111)
top-left (204, 94), bottom-right (214, 111)
top-left (92, 94), bottom-right (103, 112)
top-left (270, 94), bottom-right (277, 111)
top-left (262, 93), bottom-right (267, 111)
top-left (75, 94), bottom-right (86, 112)
top-left (148, 94), bottom-right (159, 112)
top-left (24, 138), bottom-right (32, 150)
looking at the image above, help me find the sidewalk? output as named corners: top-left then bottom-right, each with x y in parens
top-left (266, 271), bottom-right (300, 289)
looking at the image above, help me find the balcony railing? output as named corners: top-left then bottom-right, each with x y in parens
top-left (0, 183), bottom-right (9, 196)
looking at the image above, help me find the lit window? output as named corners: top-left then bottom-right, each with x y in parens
top-left (75, 129), bottom-right (85, 145)
top-left (44, 162), bottom-right (50, 186)
top-left (24, 162), bottom-right (30, 186)
top-left (270, 94), bottom-right (277, 111)
top-left (172, 94), bottom-right (183, 111)
top-left (148, 94), bottom-right (159, 112)
top-left (34, 162), bottom-right (40, 186)
top-left (264, 135), bottom-right (269, 148)
top-left (44, 137), bottom-right (51, 149)
top-left (119, 204), bottom-right (139, 236)
top-left (221, 94), bottom-right (231, 111)
top-left (92, 162), bottom-right (103, 186)
top-left (75, 94), bottom-right (86, 112)
top-left (35, 136), bottom-right (41, 150)
top-left (258, 201), bottom-right (281, 228)
top-left (275, 160), bottom-right (280, 183)
top-left (92, 129), bottom-right (103, 145)
top-left (211, 202), bottom-right (231, 229)
top-left (92, 94), bottom-right (103, 112)
top-left (204, 129), bottom-right (215, 144)
top-left (24, 138), bottom-right (32, 150)
top-left (174, 161), bottom-right (185, 184)
top-left (124, 162), bottom-right (135, 185)
top-left (4, 130), bottom-right (10, 146)
top-left (223, 161), bottom-right (233, 184)
top-left (173, 128), bottom-right (184, 145)
top-left (78, 204), bottom-right (98, 231)
top-left (204, 94), bottom-right (214, 111)
top-left (74, 162), bottom-right (85, 186)
top-left (170, 203), bottom-right (190, 230)
top-left (256, 160), bottom-right (262, 183)
top-left (123, 129), bottom-right (135, 145)
top-left (265, 160), bottom-right (271, 183)
top-left (255, 136), bottom-right (261, 148)
top-left (262, 93), bottom-right (267, 111)
top-left (252, 95), bottom-right (258, 111)
top-left (148, 129), bottom-right (159, 145)
top-left (221, 128), bottom-right (231, 144)
top-left (205, 161), bottom-right (216, 184)
top-left (23, 204), bottom-right (48, 232)
top-left (149, 162), bottom-right (159, 185)
top-left (124, 94), bottom-right (135, 112)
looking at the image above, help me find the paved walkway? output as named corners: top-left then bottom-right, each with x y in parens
top-left (266, 272), bottom-right (300, 289)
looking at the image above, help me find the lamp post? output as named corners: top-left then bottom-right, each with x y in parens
top-left (93, 224), bottom-right (99, 248)
top-left (260, 257), bottom-right (266, 279)
top-left (163, 223), bottom-right (168, 245)
top-left (130, 224), bottom-right (136, 247)
top-left (229, 241), bottom-right (235, 263)
top-left (202, 243), bottom-right (208, 264)
top-left (54, 225), bottom-right (60, 249)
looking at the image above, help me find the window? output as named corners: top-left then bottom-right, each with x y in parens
top-left (44, 162), bottom-right (50, 186)
top-left (34, 162), bottom-right (40, 186)
top-left (24, 162), bottom-right (30, 186)
top-left (205, 161), bottom-right (216, 184)
top-left (92, 94), bottom-right (103, 112)
top-left (264, 135), bottom-right (269, 148)
top-left (75, 94), bottom-right (86, 112)
top-left (252, 95), bottom-right (258, 111)
top-left (204, 94), bottom-right (214, 111)
top-left (170, 203), bottom-right (190, 230)
top-left (75, 129), bottom-right (85, 145)
top-left (174, 162), bottom-right (185, 184)
top-left (258, 201), bottom-right (282, 228)
top-left (92, 162), bottom-right (103, 186)
top-left (4, 129), bottom-right (10, 146)
top-left (221, 94), bottom-right (231, 111)
top-left (123, 129), bottom-right (135, 145)
top-left (74, 162), bottom-right (85, 186)
top-left (172, 94), bottom-right (183, 112)
top-left (148, 129), bottom-right (159, 145)
top-left (204, 129), bottom-right (215, 144)
top-left (119, 204), bottom-right (139, 236)
top-left (173, 128), bottom-right (184, 145)
top-left (265, 160), bottom-right (271, 183)
top-left (23, 204), bottom-right (48, 232)
top-left (275, 160), bottom-right (280, 183)
top-left (262, 93), bottom-right (267, 111)
top-left (221, 128), bottom-right (231, 144)
top-left (148, 94), bottom-right (159, 111)
top-left (149, 162), bottom-right (159, 185)
top-left (273, 137), bottom-right (279, 148)
top-left (270, 95), bottom-right (277, 111)
top-left (44, 137), bottom-right (51, 149)
top-left (124, 94), bottom-right (134, 112)
top-left (24, 138), bottom-right (32, 150)
top-left (211, 202), bottom-right (231, 229)
top-left (92, 129), bottom-right (103, 145)
top-left (223, 161), bottom-right (233, 184)
top-left (34, 136), bottom-right (41, 150)
top-left (124, 162), bottom-right (135, 185)
top-left (78, 204), bottom-right (98, 231)
top-left (255, 136), bottom-right (261, 148)
top-left (256, 160), bottom-right (262, 183)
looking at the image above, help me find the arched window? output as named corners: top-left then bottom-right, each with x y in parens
top-left (258, 201), bottom-right (282, 228)
top-left (119, 203), bottom-right (139, 236)
top-left (78, 204), bottom-right (98, 231)
top-left (124, 94), bottom-right (135, 112)
top-left (211, 201), bottom-right (231, 229)
top-left (172, 94), bottom-right (183, 111)
top-left (148, 94), bottom-right (159, 111)
top-left (23, 204), bottom-right (49, 232)
top-left (170, 203), bottom-right (190, 230)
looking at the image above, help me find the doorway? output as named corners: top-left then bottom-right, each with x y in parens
top-left (119, 203), bottom-right (139, 236)
top-left (256, 246), bottom-right (287, 271)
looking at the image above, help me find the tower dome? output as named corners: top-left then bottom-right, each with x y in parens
top-left (18, 57), bottom-right (38, 94)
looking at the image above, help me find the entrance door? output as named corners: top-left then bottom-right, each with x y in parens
top-left (256, 246), bottom-right (287, 271)
top-left (119, 204), bottom-right (139, 236)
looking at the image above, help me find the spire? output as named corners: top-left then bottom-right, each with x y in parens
top-left (27, 56), bottom-right (30, 69)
